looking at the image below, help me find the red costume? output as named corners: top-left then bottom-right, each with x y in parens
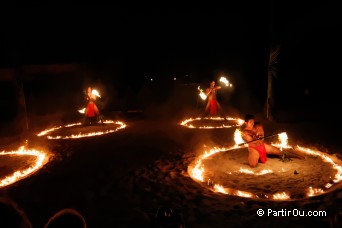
top-left (209, 100), bottom-right (217, 114)
top-left (86, 102), bottom-right (95, 117)
top-left (248, 143), bottom-right (267, 163)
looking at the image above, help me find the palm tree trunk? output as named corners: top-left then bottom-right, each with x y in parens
top-left (266, 70), bottom-right (273, 120)
top-left (15, 66), bottom-right (29, 135)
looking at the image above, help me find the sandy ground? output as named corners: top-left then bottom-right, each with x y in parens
top-left (1, 112), bottom-right (342, 227)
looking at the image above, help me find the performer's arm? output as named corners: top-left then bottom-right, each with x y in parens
top-left (242, 130), bottom-right (254, 143)
top-left (205, 88), bottom-right (212, 96)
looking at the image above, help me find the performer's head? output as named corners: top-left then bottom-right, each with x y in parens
top-left (244, 114), bottom-right (255, 127)
top-left (210, 80), bottom-right (215, 88)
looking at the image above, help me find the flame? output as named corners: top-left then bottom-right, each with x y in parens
top-left (78, 108), bottom-right (86, 114)
top-left (214, 184), bottom-right (227, 194)
top-left (234, 129), bottom-right (245, 145)
top-left (37, 120), bottom-right (126, 139)
top-left (91, 89), bottom-right (101, 98)
top-left (197, 86), bottom-right (207, 100)
top-left (272, 192), bottom-right (290, 200)
top-left (296, 146), bottom-right (342, 183)
top-left (307, 187), bottom-right (325, 197)
top-left (219, 76), bottom-right (229, 86)
top-left (278, 132), bottom-right (288, 150)
top-left (239, 168), bottom-right (273, 175)
top-left (235, 190), bottom-right (254, 198)
top-left (0, 146), bottom-right (50, 188)
top-left (180, 116), bottom-right (243, 129)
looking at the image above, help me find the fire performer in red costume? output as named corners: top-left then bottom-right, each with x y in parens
top-left (241, 114), bottom-right (284, 168)
top-left (83, 87), bottom-right (103, 125)
top-left (201, 80), bottom-right (227, 120)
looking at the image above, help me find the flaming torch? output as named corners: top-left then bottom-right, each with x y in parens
top-left (219, 76), bottom-right (233, 87)
top-left (234, 129), bottom-right (287, 147)
top-left (91, 89), bottom-right (101, 98)
top-left (197, 86), bottom-right (207, 100)
top-left (78, 108), bottom-right (85, 114)
top-left (234, 129), bottom-right (245, 146)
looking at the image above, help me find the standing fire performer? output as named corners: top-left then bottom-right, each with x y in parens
top-left (201, 80), bottom-right (227, 120)
top-left (241, 114), bottom-right (284, 168)
top-left (84, 87), bottom-right (95, 104)
top-left (83, 87), bottom-right (103, 125)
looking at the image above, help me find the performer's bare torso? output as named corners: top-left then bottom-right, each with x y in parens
top-left (206, 82), bottom-right (220, 101)
top-left (242, 124), bottom-right (265, 147)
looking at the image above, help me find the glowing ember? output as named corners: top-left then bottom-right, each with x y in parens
top-left (180, 116), bottom-right (243, 129)
top-left (0, 146), bottom-right (50, 188)
top-left (37, 120), bottom-right (126, 139)
top-left (188, 143), bottom-right (342, 200)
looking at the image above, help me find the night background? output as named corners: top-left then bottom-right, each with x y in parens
top-left (1, 2), bottom-right (340, 131)
top-left (0, 2), bottom-right (342, 227)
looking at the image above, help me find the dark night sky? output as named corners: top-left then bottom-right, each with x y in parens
top-left (1, 2), bottom-right (341, 122)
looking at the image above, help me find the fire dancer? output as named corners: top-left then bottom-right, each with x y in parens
top-left (241, 114), bottom-right (284, 168)
top-left (83, 98), bottom-right (101, 125)
top-left (85, 86), bottom-right (95, 104)
top-left (83, 87), bottom-right (103, 125)
top-left (201, 80), bottom-right (227, 120)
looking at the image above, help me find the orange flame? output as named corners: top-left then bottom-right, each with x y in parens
top-left (234, 129), bottom-right (245, 145)
top-left (180, 116), bottom-right (243, 129)
top-left (0, 146), bottom-right (50, 188)
top-left (37, 120), bottom-right (126, 139)
top-left (197, 86), bottom-right (207, 100)
top-left (219, 76), bottom-right (229, 87)
top-left (272, 192), bottom-right (290, 200)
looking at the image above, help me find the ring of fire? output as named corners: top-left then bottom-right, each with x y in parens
top-left (188, 143), bottom-right (342, 201)
top-left (37, 120), bottom-right (127, 139)
top-left (180, 116), bottom-right (244, 129)
top-left (0, 146), bottom-right (50, 189)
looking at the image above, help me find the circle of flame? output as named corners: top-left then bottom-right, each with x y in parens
top-left (180, 117), bottom-right (244, 129)
top-left (188, 144), bottom-right (342, 201)
top-left (0, 146), bottom-right (50, 189)
top-left (37, 120), bottom-right (127, 139)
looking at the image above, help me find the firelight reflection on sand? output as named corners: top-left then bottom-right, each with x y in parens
top-left (0, 146), bottom-right (49, 188)
top-left (37, 120), bottom-right (126, 139)
top-left (180, 117), bottom-right (244, 129)
top-left (188, 131), bottom-right (342, 201)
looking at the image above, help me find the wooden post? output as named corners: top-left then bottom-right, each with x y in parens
top-left (15, 66), bottom-right (29, 136)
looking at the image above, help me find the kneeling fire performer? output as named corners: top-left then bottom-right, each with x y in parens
top-left (241, 114), bottom-right (284, 168)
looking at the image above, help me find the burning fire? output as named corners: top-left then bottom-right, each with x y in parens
top-left (180, 116), bottom-right (244, 129)
top-left (37, 120), bottom-right (126, 139)
top-left (188, 136), bottom-right (342, 200)
top-left (219, 76), bottom-right (233, 87)
top-left (78, 108), bottom-right (86, 114)
top-left (234, 129), bottom-right (245, 145)
top-left (0, 146), bottom-right (50, 188)
top-left (197, 86), bottom-right (207, 100)
top-left (91, 89), bottom-right (101, 98)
